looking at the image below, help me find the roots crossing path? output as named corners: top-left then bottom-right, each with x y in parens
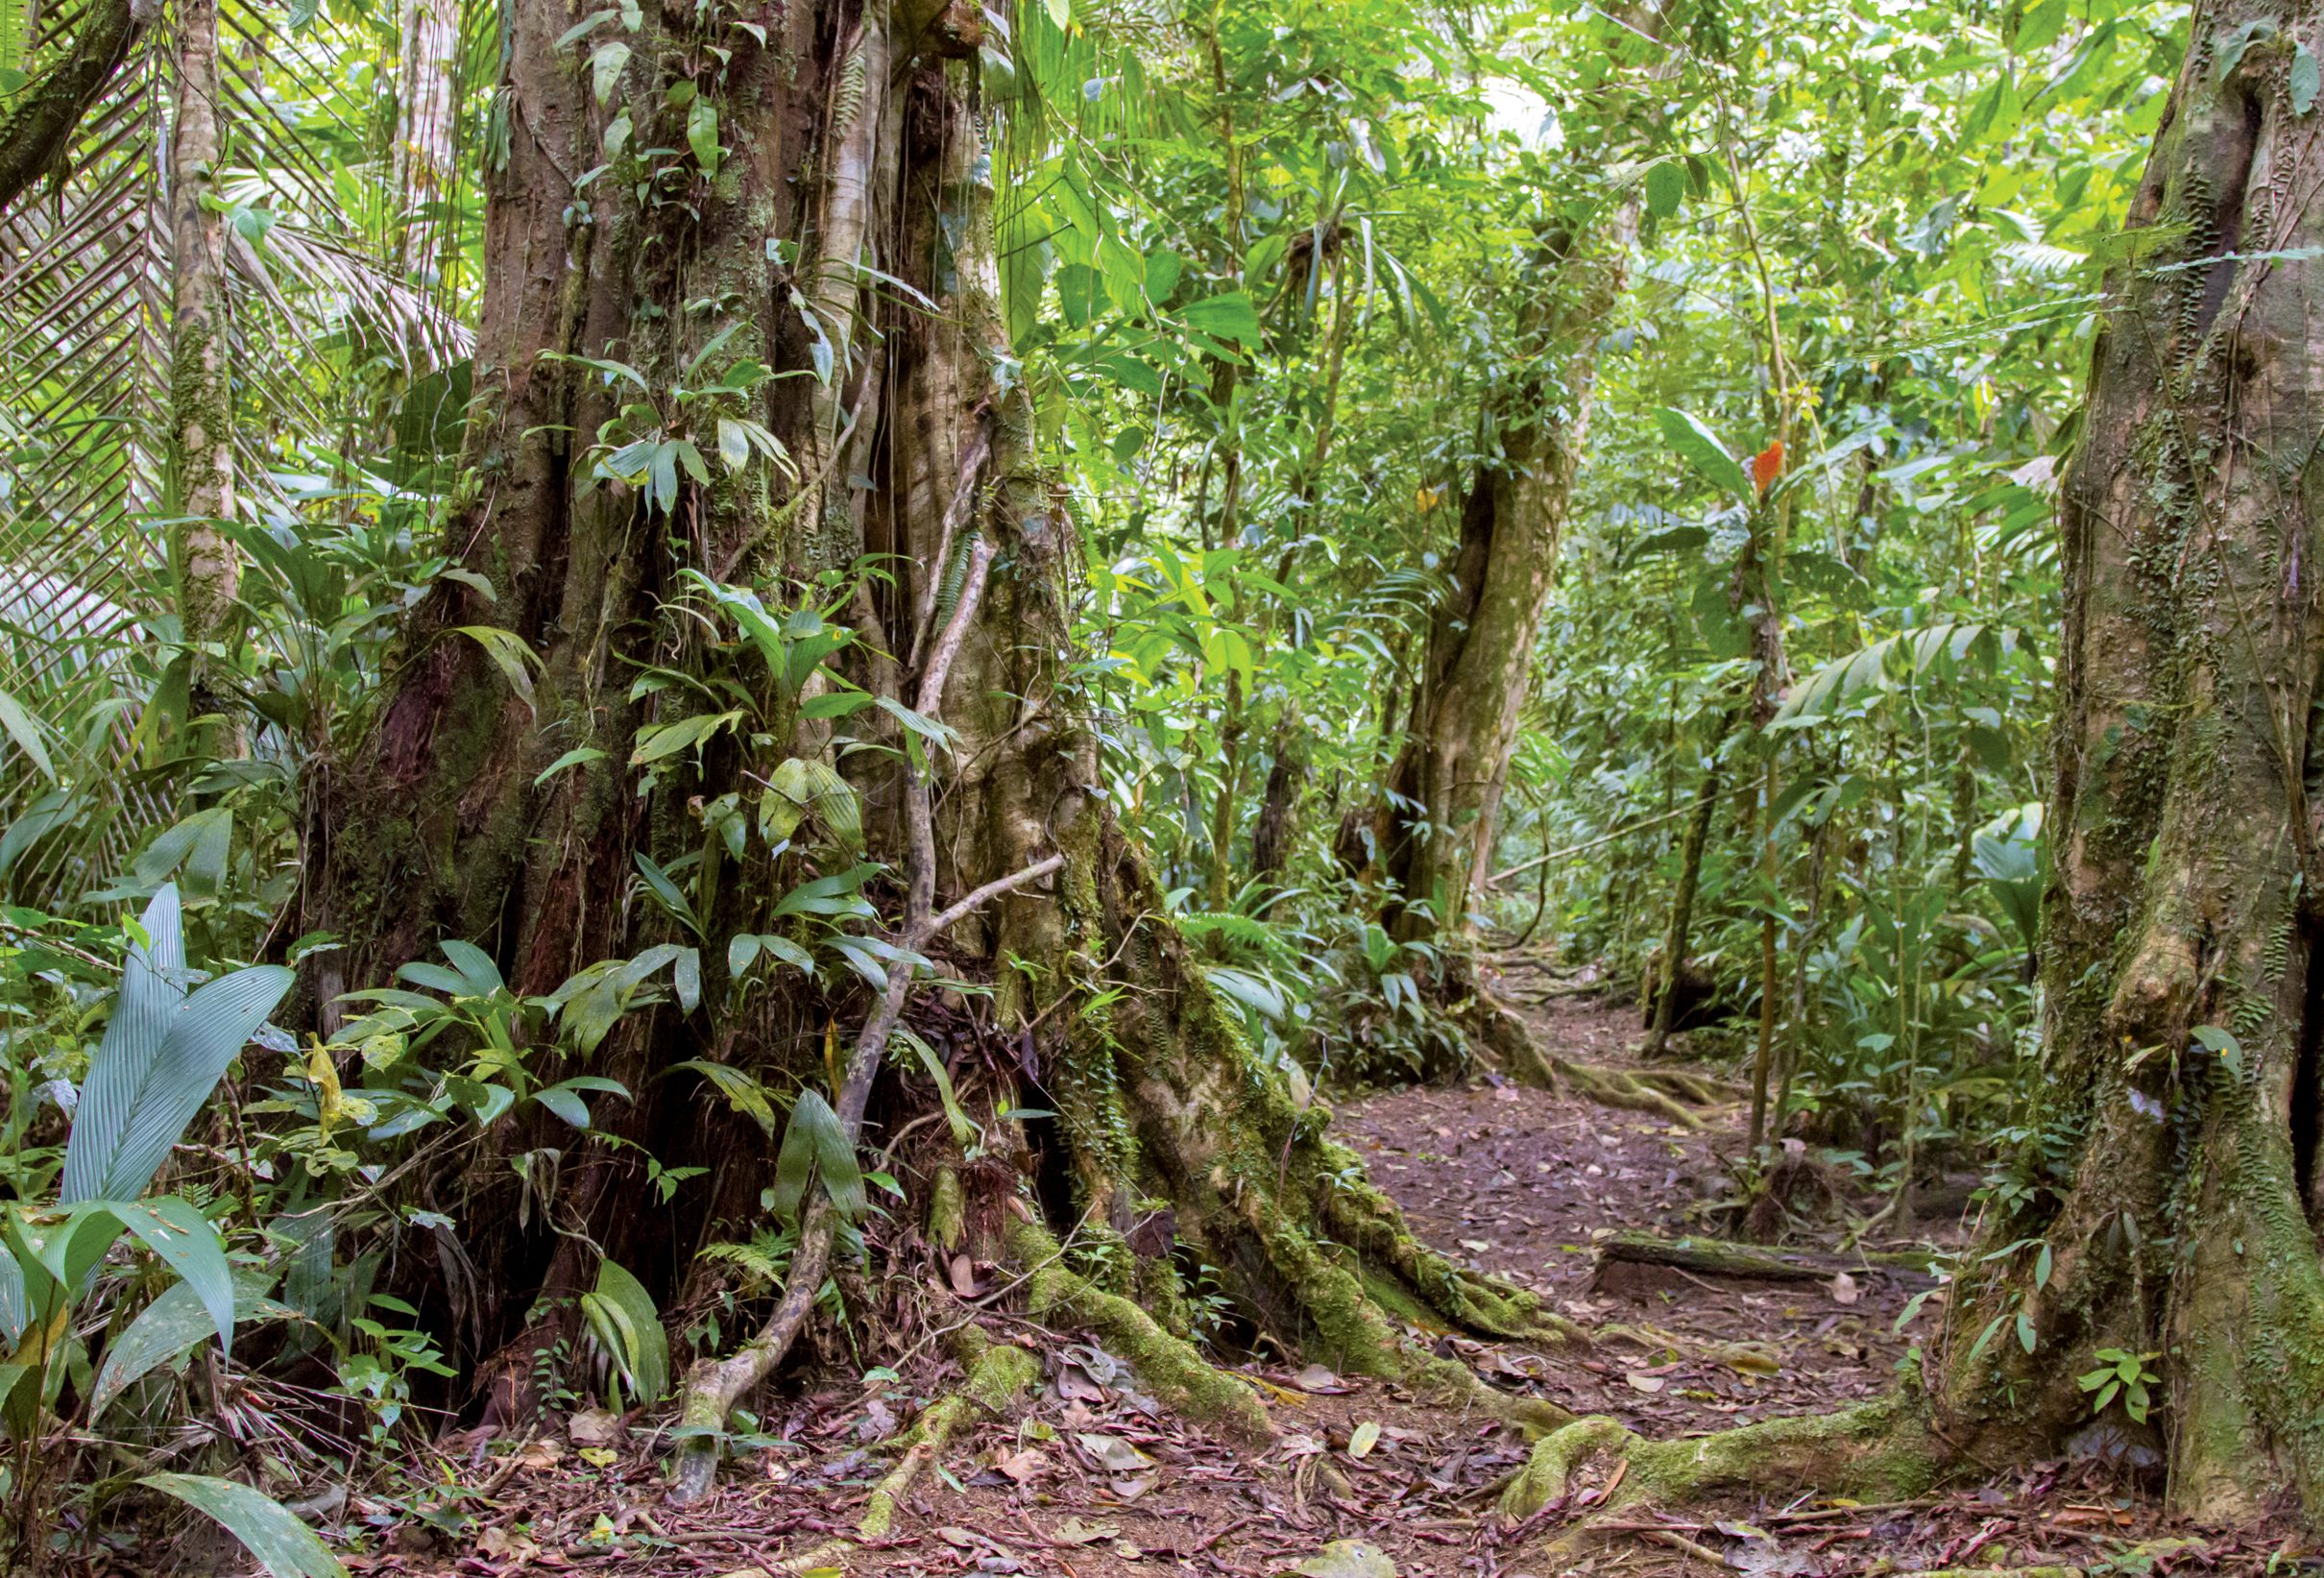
top-left (370, 990), bottom-right (2225, 1578)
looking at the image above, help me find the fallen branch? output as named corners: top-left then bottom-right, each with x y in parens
top-left (1592, 1230), bottom-right (1944, 1289)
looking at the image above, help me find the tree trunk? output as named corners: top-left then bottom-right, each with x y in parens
top-left (0, 0), bottom-right (150, 222)
top-left (1249, 706), bottom-right (1307, 885)
top-left (1379, 222), bottom-right (1630, 945)
top-left (303, 0), bottom-right (1548, 1460)
top-left (1643, 709), bottom-right (1734, 1058)
top-left (1936, 0), bottom-right (2324, 1524)
top-left (391, 0), bottom-right (458, 282)
top-left (168, 0), bottom-right (236, 703)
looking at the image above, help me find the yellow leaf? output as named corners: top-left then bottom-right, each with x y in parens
top-left (1347, 1420), bottom-right (1381, 1458)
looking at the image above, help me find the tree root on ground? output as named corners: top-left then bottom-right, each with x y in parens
top-left (1008, 1211), bottom-right (1576, 1442)
top-left (1590, 1319), bottom-right (1781, 1378)
top-left (1462, 990), bottom-right (1733, 1129)
top-left (724, 1333), bottom-right (1039, 1577)
top-left (1496, 1393), bottom-right (1949, 1562)
top-left (1007, 1214), bottom-right (1274, 1441)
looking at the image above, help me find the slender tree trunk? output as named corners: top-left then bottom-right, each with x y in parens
top-left (1249, 705), bottom-right (1307, 885)
top-left (0, 0), bottom-right (150, 221)
top-left (168, 0), bottom-right (236, 705)
top-left (1643, 711), bottom-right (1733, 1058)
top-left (304, 0), bottom-right (1548, 1449)
top-left (391, 0), bottom-right (457, 282)
top-left (1936, 0), bottom-right (2324, 1523)
top-left (1747, 755), bottom-right (1779, 1151)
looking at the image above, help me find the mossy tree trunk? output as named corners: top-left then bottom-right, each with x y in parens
top-left (1377, 222), bottom-right (1630, 947)
top-left (1935, 0), bottom-right (2324, 1525)
top-left (304, 0), bottom-right (1543, 1445)
top-left (168, 0), bottom-right (236, 691)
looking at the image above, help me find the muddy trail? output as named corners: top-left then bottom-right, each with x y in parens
top-left (342, 962), bottom-right (2221, 1578)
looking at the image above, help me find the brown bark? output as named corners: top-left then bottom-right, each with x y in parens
top-left (1642, 708), bottom-right (1735, 1058)
top-left (1377, 221), bottom-right (1630, 945)
top-left (304, 0), bottom-right (1537, 1456)
top-left (169, 0), bottom-right (234, 663)
top-left (1934, 0), bottom-right (2324, 1525)
top-left (0, 0), bottom-right (150, 221)
top-left (1249, 707), bottom-right (1307, 884)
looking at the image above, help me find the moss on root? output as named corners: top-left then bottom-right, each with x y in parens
top-left (1006, 1215), bottom-right (1274, 1441)
top-left (1495, 1393), bottom-right (1949, 1562)
top-left (1625, 1394), bottom-right (1943, 1504)
top-left (766, 1334), bottom-right (1037, 1572)
top-left (1500, 1415), bottom-right (1636, 1517)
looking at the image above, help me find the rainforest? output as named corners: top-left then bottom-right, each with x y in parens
top-left (0, 0), bottom-right (2302, 1572)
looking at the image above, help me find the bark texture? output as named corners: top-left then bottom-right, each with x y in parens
top-left (391, 0), bottom-right (459, 281)
top-left (0, 0), bottom-right (151, 221)
top-left (1377, 222), bottom-right (1630, 945)
top-left (1934, 0), bottom-right (2324, 1524)
top-left (168, 0), bottom-right (238, 718)
top-left (303, 0), bottom-right (1541, 1463)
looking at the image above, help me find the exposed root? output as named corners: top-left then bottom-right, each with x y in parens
top-left (1499, 1414), bottom-right (1636, 1516)
top-left (727, 1333), bottom-right (1038, 1576)
top-left (1005, 1215), bottom-right (1275, 1442)
top-left (1461, 987), bottom-right (1728, 1129)
top-left (1595, 1320), bottom-right (1781, 1379)
top-left (1593, 1230), bottom-right (1944, 1287)
top-left (1550, 1056), bottom-right (1713, 1128)
top-left (1316, 1162), bottom-right (1584, 1346)
top-left (1009, 1210), bottom-right (1575, 1444)
top-left (1406, 1352), bottom-right (1575, 1437)
top-left (1500, 1392), bottom-right (1950, 1555)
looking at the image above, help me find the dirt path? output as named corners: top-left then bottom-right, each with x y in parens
top-left (356, 987), bottom-right (2206, 1578)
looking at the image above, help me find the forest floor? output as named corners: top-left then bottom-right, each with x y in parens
top-left (335, 955), bottom-right (2246, 1578)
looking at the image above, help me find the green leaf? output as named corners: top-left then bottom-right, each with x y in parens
top-left (453, 626), bottom-right (542, 716)
top-left (535, 746), bottom-right (608, 788)
top-left (2015, 1312), bottom-right (2038, 1354)
top-left (63, 886), bottom-right (295, 1204)
top-left (586, 1256), bottom-right (667, 1401)
top-left (633, 851), bottom-right (702, 936)
top-left (592, 40), bottom-right (630, 105)
top-left (438, 940), bottom-right (505, 997)
top-left (90, 1270), bottom-right (281, 1420)
top-left (632, 709), bottom-right (742, 765)
top-left (688, 98), bottom-right (720, 175)
top-left (1652, 408), bottom-right (1752, 500)
top-left (1181, 292), bottom-right (1262, 345)
top-left (769, 1089), bottom-right (863, 1223)
top-left (139, 1473), bottom-right (347, 1578)
top-left (2193, 1024), bottom-right (2245, 1080)
top-left (895, 1026), bottom-right (975, 1148)
top-left (534, 1084), bottom-right (593, 1128)
top-left (1644, 160), bottom-right (1684, 219)
top-left (109, 1198), bottom-right (236, 1361)
top-left (0, 687), bottom-right (55, 782)
top-left (670, 1058), bottom-right (778, 1131)
top-left (1096, 231), bottom-right (1147, 314)
top-left (2296, 45), bottom-right (2320, 115)
top-left (770, 864), bottom-right (879, 921)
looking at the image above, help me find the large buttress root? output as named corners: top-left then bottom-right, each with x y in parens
top-left (1499, 1393), bottom-right (1947, 1559)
